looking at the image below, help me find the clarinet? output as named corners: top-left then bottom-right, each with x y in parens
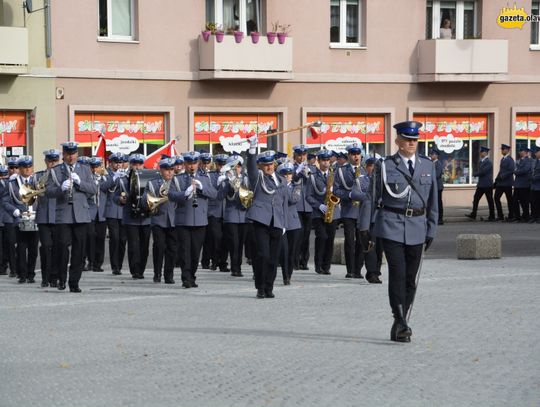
top-left (190, 170), bottom-right (198, 208)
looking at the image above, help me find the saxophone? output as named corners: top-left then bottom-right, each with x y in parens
top-left (323, 167), bottom-right (341, 223)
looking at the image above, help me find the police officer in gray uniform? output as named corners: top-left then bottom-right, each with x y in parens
top-left (513, 146), bottom-right (532, 222)
top-left (246, 136), bottom-right (288, 298)
top-left (86, 157), bottom-right (108, 272)
top-left (334, 142), bottom-right (365, 279)
top-left (34, 149), bottom-right (61, 286)
top-left (530, 146), bottom-right (540, 223)
top-left (306, 149), bottom-right (341, 276)
top-left (0, 166), bottom-right (6, 276)
top-left (430, 149), bottom-right (445, 225)
top-left (46, 142), bottom-right (98, 292)
top-left (169, 151), bottom-right (218, 288)
top-left (2, 158), bottom-right (19, 277)
top-left (467, 146), bottom-right (495, 221)
top-left (363, 121), bottom-right (438, 342)
top-left (494, 144), bottom-right (515, 221)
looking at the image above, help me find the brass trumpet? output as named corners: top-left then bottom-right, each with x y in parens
top-left (146, 180), bottom-right (170, 214)
top-left (20, 169), bottom-right (49, 205)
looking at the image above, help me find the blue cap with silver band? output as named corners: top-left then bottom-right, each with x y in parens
top-left (393, 121), bottom-right (422, 139)
top-left (292, 144), bottom-right (308, 154)
top-left (257, 150), bottom-right (276, 164)
top-left (0, 165), bottom-right (8, 175)
top-left (316, 150), bottom-right (333, 159)
top-left (61, 141), bottom-right (79, 153)
top-left (129, 153), bottom-right (145, 164)
top-left (89, 157), bottom-right (103, 167)
top-left (17, 155), bottom-right (33, 167)
top-left (277, 161), bottom-right (295, 175)
top-left (159, 158), bottom-right (176, 169)
top-left (183, 151), bottom-right (201, 163)
top-left (43, 149), bottom-right (60, 160)
top-left (214, 154), bottom-right (229, 164)
top-left (346, 142), bottom-right (363, 154)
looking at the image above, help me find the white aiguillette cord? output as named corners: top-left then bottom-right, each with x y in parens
top-left (381, 160), bottom-right (411, 199)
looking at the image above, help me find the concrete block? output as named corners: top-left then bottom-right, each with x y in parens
top-left (456, 234), bottom-right (502, 260)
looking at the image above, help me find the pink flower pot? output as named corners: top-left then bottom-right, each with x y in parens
top-left (234, 31), bottom-right (244, 43)
top-left (250, 32), bottom-right (261, 44)
top-left (266, 32), bottom-right (277, 44)
top-left (277, 33), bottom-right (287, 44)
top-left (215, 31), bottom-right (225, 42)
top-left (201, 30), bottom-right (211, 41)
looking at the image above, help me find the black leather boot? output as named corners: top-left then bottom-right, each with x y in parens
top-left (390, 305), bottom-right (412, 342)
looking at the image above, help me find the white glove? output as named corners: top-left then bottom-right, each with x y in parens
top-left (295, 162), bottom-right (306, 174)
top-left (184, 185), bottom-right (194, 197)
top-left (9, 174), bottom-right (17, 181)
top-left (248, 135), bottom-right (258, 148)
top-left (282, 228), bottom-right (286, 235)
top-left (71, 172), bottom-right (81, 185)
top-left (194, 180), bottom-right (203, 190)
top-left (113, 171), bottom-right (122, 181)
top-left (319, 204), bottom-right (328, 214)
top-left (61, 179), bottom-right (71, 191)
top-left (217, 175), bottom-right (227, 184)
top-left (13, 209), bottom-right (21, 217)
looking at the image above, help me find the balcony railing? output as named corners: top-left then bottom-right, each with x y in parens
top-left (198, 34), bottom-right (293, 81)
top-left (417, 39), bottom-right (508, 82)
top-left (0, 27), bottom-right (29, 75)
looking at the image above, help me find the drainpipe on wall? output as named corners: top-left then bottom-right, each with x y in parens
top-left (45, 0), bottom-right (52, 66)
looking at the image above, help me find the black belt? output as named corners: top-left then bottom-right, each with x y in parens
top-left (382, 206), bottom-right (425, 217)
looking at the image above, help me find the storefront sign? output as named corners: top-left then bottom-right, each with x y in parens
top-left (106, 134), bottom-right (140, 154)
top-left (305, 114), bottom-right (385, 147)
top-left (433, 134), bottom-right (464, 153)
top-left (0, 111), bottom-right (26, 147)
top-left (324, 136), bottom-right (363, 154)
top-left (219, 134), bottom-right (250, 153)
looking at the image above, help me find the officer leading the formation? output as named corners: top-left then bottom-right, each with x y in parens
top-left (365, 121), bottom-right (438, 342)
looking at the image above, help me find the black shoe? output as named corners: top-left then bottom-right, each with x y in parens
top-left (0, 270), bottom-right (7, 275)
top-left (191, 282), bottom-right (198, 288)
top-left (164, 279), bottom-right (175, 284)
top-left (58, 281), bottom-right (66, 290)
top-left (153, 275), bottom-right (161, 283)
top-left (9, 271), bottom-right (16, 278)
top-left (299, 265), bottom-right (309, 271)
top-left (390, 305), bottom-right (412, 342)
top-left (82, 264), bottom-right (89, 272)
top-left (283, 279), bottom-right (290, 285)
top-left (49, 281), bottom-right (58, 288)
top-left (220, 267), bottom-right (230, 273)
top-left (41, 282), bottom-right (49, 288)
top-left (345, 273), bottom-right (353, 278)
top-left (465, 213), bottom-right (476, 220)
top-left (209, 264), bottom-right (217, 271)
top-left (27, 278), bottom-right (35, 284)
top-left (18, 278), bottom-right (26, 284)
top-left (486, 217), bottom-right (496, 222)
top-left (112, 270), bottom-right (122, 275)
top-left (201, 263), bottom-right (210, 270)
top-left (265, 290), bottom-right (275, 298)
top-left (322, 270), bottom-right (331, 275)
top-left (315, 269), bottom-right (323, 275)
top-left (69, 287), bottom-right (82, 293)
top-left (367, 275), bottom-right (382, 284)
top-left (182, 281), bottom-right (192, 288)
top-left (256, 289), bottom-right (265, 299)
top-left (93, 267), bottom-right (104, 272)
top-left (438, 220), bottom-right (444, 225)
top-left (352, 274), bottom-right (363, 279)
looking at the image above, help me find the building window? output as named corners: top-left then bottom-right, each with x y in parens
top-left (206, 0), bottom-right (261, 34)
top-left (99, 0), bottom-right (136, 39)
top-left (0, 111), bottom-right (28, 158)
top-left (516, 114), bottom-right (540, 152)
top-left (426, 1), bottom-right (477, 40)
top-left (532, 2), bottom-right (540, 46)
top-left (414, 114), bottom-right (488, 185)
top-left (305, 114), bottom-right (386, 157)
top-left (330, 0), bottom-right (363, 45)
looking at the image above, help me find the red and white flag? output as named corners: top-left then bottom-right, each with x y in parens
top-left (144, 139), bottom-right (177, 169)
top-left (93, 133), bottom-right (107, 164)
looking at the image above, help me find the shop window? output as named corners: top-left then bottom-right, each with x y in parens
top-left (414, 114), bottom-right (488, 185)
top-left (206, 0), bottom-right (261, 34)
top-left (426, 1), bottom-right (478, 40)
top-left (532, 2), bottom-right (540, 46)
top-left (74, 112), bottom-right (166, 158)
top-left (194, 114), bottom-right (279, 155)
top-left (99, 0), bottom-right (136, 39)
top-left (306, 114), bottom-right (386, 157)
top-left (330, 0), bottom-right (364, 46)
top-left (515, 114), bottom-right (540, 154)
top-left (0, 111), bottom-right (28, 159)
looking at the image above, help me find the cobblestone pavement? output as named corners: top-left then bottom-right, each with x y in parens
top-left (0, 256), bottom-right (539, 407)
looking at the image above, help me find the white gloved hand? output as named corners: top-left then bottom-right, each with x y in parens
top-left (248, 135), bottom-right (258, 148)
top-left (217, 175), bottom-right (227, 184)
top-left (295, 162), bottom-right (306, 174)
top-left (13, 209), bottom-right (21, 217)
top-left (71, 172), bottom-right (81, 185)
top-left (282, 228), bottom-right (286, 235)
top-left (184, 185), bottom-right (194, 197)
top-left (319, 204), bottom-right (328, 214)
top-left (113, 171), bottom-right (122, 181)
top-left (61, 179), bottom-right (71, 191)
top-left (9, 174), bottom-right (17, 181)
top-left (194, 180), bottom-right (203, 190)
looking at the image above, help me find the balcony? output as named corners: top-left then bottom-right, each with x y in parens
top-left (417, 39), bottom-right (508, 82)
top-left (198, 35), bottom-right (293, 81)
top-left (0, 27), bottom-right (29, 75)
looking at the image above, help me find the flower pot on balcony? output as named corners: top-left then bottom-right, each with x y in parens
top-left (277, 32), bottom-right (287, 44)
top-left (215, 31), bottom-right (225, 43)
top-left (266, 32), bottom-right (277, 44)
top-left (233, 31), bottom-right (244, 43)
top-left (201, 30), bottom-right (211, 41)
top-left (250, 32), bottom-right (261, 44)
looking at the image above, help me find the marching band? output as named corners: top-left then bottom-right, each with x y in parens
top-left (9, 120), bottom-right (513, 343)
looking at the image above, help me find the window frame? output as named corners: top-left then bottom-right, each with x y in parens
top-left (329, 0), bottom-right (364, 48)
top-left (98, 0), bottom-right (137, 41)
top-left (531, 1), bottom-right (540, 50)
top-left (428, 0), bottom-right (478, 40)
top-left (207, 0), bottom-right (262, 34)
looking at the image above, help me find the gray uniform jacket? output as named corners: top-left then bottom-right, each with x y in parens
top-left (207, 170), bottom-right (227, 218)
top-left (245, 152), bottom-right (288, 229)
top-left (168, 171), bottom-right (217, 227)
top-left (0, 179), bottom-right (9, 225)
top-left (514, 156), bottom-right (532, 188)
top-left (101, 174), bottom-right (124, 219)
top-left (306, 169), bottom-right (341, 221)
top-left (474, 157), bottom-right (493, 188)
top-left (292, 162), bottom-right (314, 213)
top-left (531, 159), bottom-right (540, 191)
top-left (350, 173), bottom-right (372, 231)
top-left (333, 163), bottom-right (364, 219)
top-left (2, 176), bottom-right (35, 225)
top-left (46, 162), bottom-right (97, 224)
top-left (33, 169), bottom-right (57, 225)
top-left (114, 175), bottom-right (151, 226)
top-left (223, 176), bottom-right (249, 224)
top-left (495, 155), bottom-right (515, 187)
top-left (433, 159), bottom-right (444, 191)
top-left (366, 154), bottom-right (438, 246)
top-left (142, 177), bottom-right (178, 228)
top-left (88, 173), bottom-right (107, 222)
top-left (285, 182), bottom-right (302, 231)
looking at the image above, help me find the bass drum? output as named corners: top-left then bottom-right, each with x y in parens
top-left (128, 169), bottom-right (159, 218)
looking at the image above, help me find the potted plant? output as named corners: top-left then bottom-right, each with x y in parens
top-left (233, 30), bottom-right (244, 43)
top-left (215, 25), bottom-right (225, 43)
top-left (277, 23), bottom-right (291, 44)
top-left (202, 22), bottom-right (217, 42)
top-left (267, 21), bottom-right (280, 44)
top-left (250, 31), bottom-right (261, 44)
